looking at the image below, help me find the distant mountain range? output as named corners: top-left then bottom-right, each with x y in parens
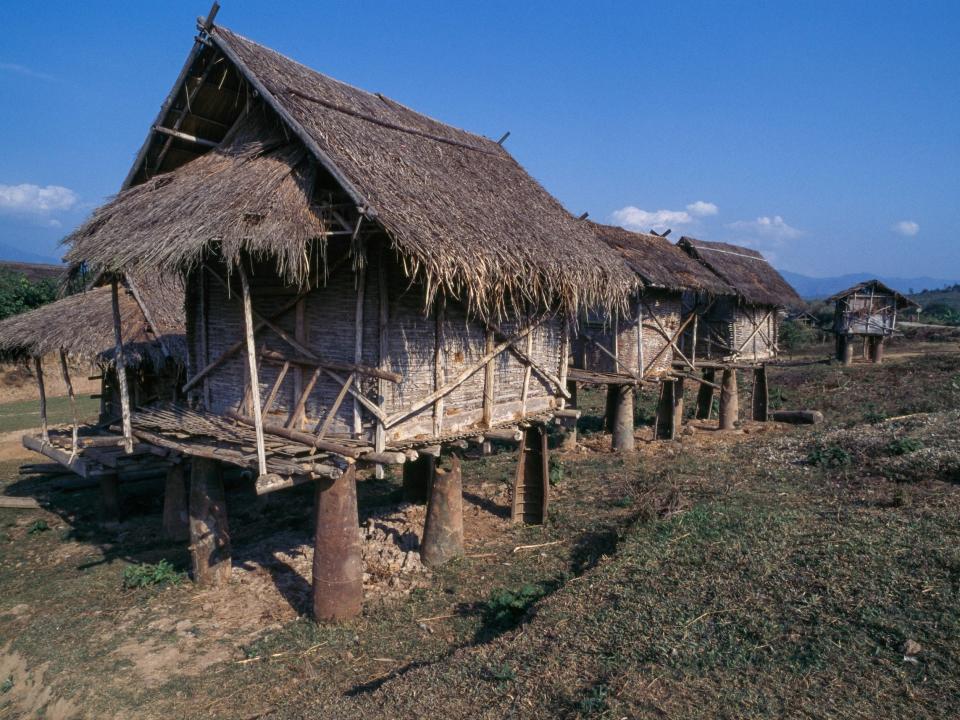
top-left (780, 271), bottom-right (958, 300)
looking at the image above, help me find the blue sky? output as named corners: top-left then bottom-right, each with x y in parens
top-left (1, 1), bottom-right (957, 279)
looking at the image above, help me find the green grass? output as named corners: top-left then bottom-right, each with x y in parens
top-left (0, 394), bottom-right (100, 433)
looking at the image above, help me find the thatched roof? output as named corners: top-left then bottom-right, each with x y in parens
top-left (0, 273), bottom-right (186, 367)
top-left (676, 237), bottom-right (803, 308)
top-left (65, 23), bottom-right (635, 319)
top-left (826, 279), bottom-right (919, 309)
top-left (589, 222), bottom-right (734, 296)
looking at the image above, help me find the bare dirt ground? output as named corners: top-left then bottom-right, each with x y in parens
top-left (1, 341), bottom-right (958, 718)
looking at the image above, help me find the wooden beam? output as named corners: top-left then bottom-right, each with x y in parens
top-left (520, 325), bottom-right (533, 418)
top-left (110, 280), bottom-right (133, 453)
top-left (316, 372), bottom-right (355, 440)
top-left (433, 298), bottom-right (446, 438)
top-left (152, 124), bottom-right (218, 148)
top-left (23, 434), bottom-right (92, 478)
top-left (374, 252), bottom-right (388, 477)
top-left (261, 361), bottom-right (290, 417)
top-left (287, 366), bottom-right (322, 430)
top-left (237, 264), bottom-right (267, 477)
top-left (293, 297), bottom-right (306, 428)
top-left (353, 257), bottom-right (366, 439)
top-left (259, 349), bottom-right (401, 383)
top-left (225, 409), bottom-right (363, 458)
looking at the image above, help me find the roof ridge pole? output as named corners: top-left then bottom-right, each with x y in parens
top-left (110, 279), bottom-right (134, 453)
top-left (237, 263), bottom-right (268, 477)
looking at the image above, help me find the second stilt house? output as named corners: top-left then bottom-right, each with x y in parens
top-left (64, 16), bottom-right (634, 619)
top-left (676, 237), bottom-right (803, 363)
top-left (828, 279), bottom-right (918, 364)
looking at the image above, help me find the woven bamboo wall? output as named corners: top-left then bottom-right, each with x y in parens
top-left (187, 249), bottom-right (563, 446)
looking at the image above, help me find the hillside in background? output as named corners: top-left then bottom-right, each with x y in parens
top-left (0, 241), bottom-right (61, 266)
top-left (781, 270), bottom-right (957, 300)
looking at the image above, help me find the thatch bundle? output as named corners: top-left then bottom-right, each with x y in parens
top-left (0, 273), bottom-right (185, 367)
top-left (65, 25), bottom-right (636, 320)
top-left (589, 222), bottom-right (733, 295)
top-left (677, 237), bottom-right (803, 308)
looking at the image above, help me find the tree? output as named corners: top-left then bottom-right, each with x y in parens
top-left (0, 270), bottom-right (58, 320)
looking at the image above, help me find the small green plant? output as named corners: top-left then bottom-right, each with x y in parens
top-left (549, 457), bottom-right (564, 486)
top-left (769, 387), bottom-right (786, 410)
top-left (0, 675), bottom-right (13, 694)
top-left (807, 445), bottom-right (853, 468)
top-left (885, 437), bottom-right (924, 456)
top-left (579, 683), bottom-right (610, 714)
top-left (27, 520), bottom-right (49, 535)
top-left (484, 584), bottom-right (545, 628)
top-left (122, 560), bottom-right (186, 589)
top-left (863, 405), bottom-right (886, 424)
top-left (489, 663), bottom-right (516, 682)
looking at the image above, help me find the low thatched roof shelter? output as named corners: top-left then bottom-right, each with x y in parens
top-left (826, 279), bottom-right (918, 310)
top-left (65, 25), bottom-right (634, 320)
top-left (0, 273), bottom-right (185, 367)
top-left (676, 237), bottom-right (802, 309)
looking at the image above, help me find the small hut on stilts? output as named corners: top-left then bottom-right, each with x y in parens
top-left (569, 223), bottom-right (737, 446)
top-left (0, 272), bottom-right (186, 523)
top-left (63, 8), bottom-right (633, 621)
top-left (827, 280), bottom-right (917, 365)
top-left (676, 237), bottom-right (803, 429)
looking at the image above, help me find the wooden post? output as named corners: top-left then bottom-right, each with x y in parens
top-left (672, 378), bottom-right (685, 437)
top-left (374, 251), bottom-right (389, 479)
top-left (189, 458), bottom-right (232, 587)
top-left (99, 475), bottom-right (121, 521)
top-left (512, 426), bottom-right (549, 524)
top-left (312, 464), bottom-right (363, 621)
top-left (719, 368), bottom-right (739, 430)
top-left (402, 454), bottom-right (434, 504)
top-left (421, 455), bottom-right (465, 565)
top-left (482, 329), bottom-right (495, 428)
top-left (604, 384), bottom-right (618, 432)
top-left (292, 297), bottom-right (306, 428)
top-left (561, 379), bottom-right (578, 451)
top-left (655, 380), bottom-right (676, 441)
top-left (199, 267), bottom-right (211, 408)
top-left (752, 365), bottom-right (769, 422)
top-left (432, 298), bottom-right (446, 438)
top-left (840, 336), bottom-right (854, 366)
top-left (695, 368), bottom-right (715, 420)
top-left (352, 260), bottom-right (366, 439)
top-left (56, 350), bottom-right (79, 451)
top-left (110, 280), bottom-right (134, 453)
top-left (870, 336), bottom-right (885, 364)
top-left (237, 265), bottom-right (267, 478)
top-left (162, 463), bottom-right (189, 541)
top-left (611, 384), bottom-right (635, 452)
top-left (33, 356), bottom-right (49, 443)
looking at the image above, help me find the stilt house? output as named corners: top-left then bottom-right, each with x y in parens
top-left (676, 237), bottom-right (803, 363)
top-left (64, 19), bottom-right (633, 489)
top-left (571, 222), bottom-right (735, 381)
top-left (0, 273), bottom-right (185, 474)
top-left (828, 279), bottom-right (918, 364)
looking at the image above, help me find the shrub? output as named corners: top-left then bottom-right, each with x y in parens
top-left (885, 437), bottom-right (924, 456)
top-left (27, 520), bottom-right (49, 535)
top-left (122, 560), bottom-right (186, 589)
top-left (484, 584), bottom-right (545, 629)
top-left (807, 445), bottom-right (853, 468)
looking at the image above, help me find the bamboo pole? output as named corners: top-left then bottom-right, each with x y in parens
top-left (58, 350), bottom-right (79, 452)
top-left (482, 329), bottom-right (495, 428)
top-left (110, 280), bottom-right (133, 453)
top-left (237, 264), bottom-right (267, 477)
top-left (33, 356), bottom-right (49, 443)
top-left (433, 298), bottom-right (445, 438)
top-left (375, 252), bottom-right (388, 478)
top-left (352, 258), bottom-right (366, 439)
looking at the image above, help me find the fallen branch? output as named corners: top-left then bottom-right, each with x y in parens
top-left (512, 540), bottom-right (563, 553)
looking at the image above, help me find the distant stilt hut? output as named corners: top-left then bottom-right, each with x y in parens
top-left (64, 14), bottom-right (633, 618)
top-left (0, 273), bottom-right (186, 520)
top-left (827, 280), bottom-right (918, 365)
top-left (569, 223), bottom-right (736, 444)
top-left (675, 237), bottom-right (803, 427)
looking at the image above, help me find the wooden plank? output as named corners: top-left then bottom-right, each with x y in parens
top-left (237, 264), bottom-right (267, 477)
top-left (0, 497), bottom-right (41, 509)
top-left (22, 435), bottom-right (91, 478)
top-left (110, 280), bottom-right (133, 453)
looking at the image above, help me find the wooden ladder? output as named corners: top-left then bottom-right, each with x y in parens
top-left (511, 425), bottom-right (549, 525)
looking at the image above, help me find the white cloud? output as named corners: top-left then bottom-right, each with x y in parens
top-left (0, 184), bottom-right (78, 214)
top-left (726, 215), bottom-right (802, 240)
top-left (893, 220), bottom-right (919, 237)
top-left (0, 62), bottom-right (55, 82)
top-left (686, 200), bottom-right (718, 217)
top-left (612, 206), bottom-right (691, 232)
